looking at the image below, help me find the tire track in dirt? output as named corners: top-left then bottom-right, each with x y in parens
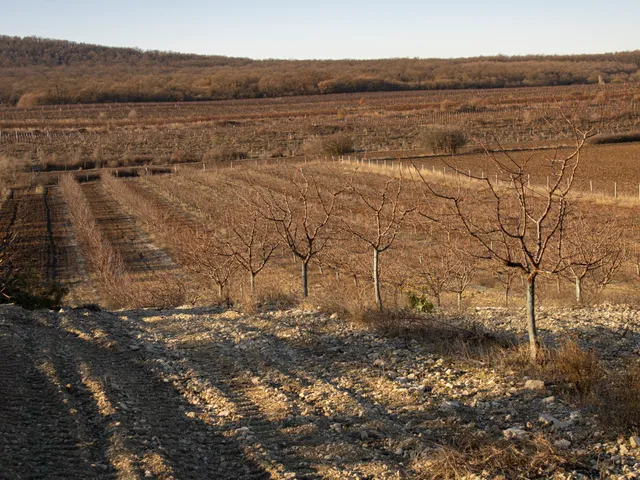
top-left (0, 307), bottom-right (108, 479)
top-left (0, 305), bottom-right (273, 479)
top-left (4, 188), bottom-right (52, 282)
top-left (131, 311), bottom-right (412, 479)
top-left (53, 307), bottom-right (272, 479)
top-left (43, 187), bottom-right (57, 281)
top-left (0, 186), bottom-right (98, 304)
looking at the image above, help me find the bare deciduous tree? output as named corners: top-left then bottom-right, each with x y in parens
top-left (344, 177), bottom-right (415, 311)
top-left (417, 104), bottom-right (606, 361)
top-left (218, 211), bottom-right (280, 295)
top-left (253, 169), bottom-right (343, 298)
top-left (563, 214), bottom-right (623, 304)
top-left (176, 227), bottom-right (238, 301)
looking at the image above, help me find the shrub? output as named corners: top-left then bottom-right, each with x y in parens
top-left (170, 149), bottom-right (188, 164)
top-left (203, 147), bottom-right (247, 163)
top-left (598, 361), bottom-right (640, 430)
top-left (439, 99), bottom-right (456, 112)
top-left (545, 340), bottom-right (604, 395)
top-left (408, 292), bottom-right (434, 313)
top-left (304, 134), bottom-right (355, 156)
top-left (421, 125), bottom-right (468, 154)
top-left (0, 268), bottom-right (67, 310)
top-left (16, 91), bottom-right (48, 108)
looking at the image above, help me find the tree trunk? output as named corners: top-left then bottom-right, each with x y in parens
top-left (526, 273), bottom-right (539, 362)
top-left (457, 291), bottom-right (462, 309)
top-left (373, 248), bottom-right (383, 311)
top-left (218, 283), bottom-right (223, 298)
top-left (250, 273), bottom-right (256, 295)
top-left (301, 260), bottom-right (308, 298)
top-left (504, 284), bottom-right (510, 306)
top-left (575, 276), bottom-right (583, 304)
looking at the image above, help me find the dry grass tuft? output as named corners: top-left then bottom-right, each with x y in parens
top-left (505, 340), bottom-right (640, 433)
top-left (419, 434), bottom-right (579, 479)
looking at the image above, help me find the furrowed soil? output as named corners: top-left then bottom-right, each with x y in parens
top-left (0, 186), bottom-right (97, 304)
top-left (81, 181), bottom-right (178, 278)
top-left (1, 303), bottom-right (639, 479)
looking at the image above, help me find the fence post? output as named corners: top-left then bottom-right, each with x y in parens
top-left (614, 182), bottom-right (617, 199)
top-left (590, 180), bottom-right (593, 193)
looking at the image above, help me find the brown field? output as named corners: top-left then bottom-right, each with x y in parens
top-left (2, 84), bottom-right (640, 479)
top-left (0, 83), bottom-right (639, 310)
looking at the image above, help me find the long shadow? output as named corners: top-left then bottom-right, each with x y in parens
top-left (56, 309), bottom-right (270, 480)
top-left (0, 308), bottom-right (110, 479)
top-left (129, 305), bottom-right (627, 475)
top-left (128, 309), bottom-right (459, 475)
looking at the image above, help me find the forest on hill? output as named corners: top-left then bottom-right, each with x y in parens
top-left (1, 35), bottom-right (640, 106)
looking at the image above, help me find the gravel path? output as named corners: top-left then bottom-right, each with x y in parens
top-left (1, 303), bottom-right (639, 479)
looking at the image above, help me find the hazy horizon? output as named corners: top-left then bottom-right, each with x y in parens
top-left (2, 0), bottom-right (639, 61)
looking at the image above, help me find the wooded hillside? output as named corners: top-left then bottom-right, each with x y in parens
top-left (2, 35), bottom-right (639, 106)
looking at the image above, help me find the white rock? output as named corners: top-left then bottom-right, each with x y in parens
top-left (524, 380), bottom-right (546, 391)
top-left (630, 436), bottom-right (640, 448)
top-left (554, 439), bottom-right (571, 449)
top-left (539, 413), bottom-right (558, 425)
top-left (503, 427), bottom-right (529, 440)
top-left (539, 413), bottom-right (572, 429)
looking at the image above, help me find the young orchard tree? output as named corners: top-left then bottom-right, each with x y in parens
top-left (411, 231), bottom-right (477, 309)
top-left (446, 239), bottom-right (479, 309)
top-left (175, 226), bottom-right (238, 301)
top-left (563, 213), bottom-right (623, 304)
top-left (217, 210), bottom-right (280, 295)
top-left (343, 177), bottom-right (415, 311)
top-left (252, 169), bottom-right (343, 298)
top-left (496, 267), bottom-right (518, 307)
top-left (412, 247), bottom-right (450, 308)
top-left (417, 103), bottom-right (611, 362)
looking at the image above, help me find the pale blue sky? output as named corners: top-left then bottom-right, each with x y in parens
top-left (1, 0), bottom-right (638, 59)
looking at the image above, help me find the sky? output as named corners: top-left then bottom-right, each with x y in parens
top-left (1, 0), bottom-right (639, 60)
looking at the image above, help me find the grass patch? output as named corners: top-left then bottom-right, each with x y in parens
top-left (418, 434), bottom-right (586, 479)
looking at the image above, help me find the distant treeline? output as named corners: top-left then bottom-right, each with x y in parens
top-left (1, 35), bottom-right (639, 106)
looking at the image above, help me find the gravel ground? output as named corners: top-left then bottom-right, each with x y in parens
top-left (0, 303), bottom-right (639, 479)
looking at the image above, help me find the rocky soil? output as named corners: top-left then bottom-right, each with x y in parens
top-left (0, 303), bottom-right (639, 479)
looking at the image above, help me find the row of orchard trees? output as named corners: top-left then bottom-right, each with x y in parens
top-left (103, 158), bottom-right (622, 365)
top-left (90, 101), bottom-right (629, 364)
